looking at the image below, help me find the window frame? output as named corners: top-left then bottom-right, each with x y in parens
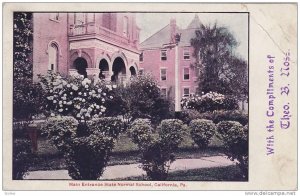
top-left (160, 87), bottom-right (168, 98)
top-left (183, 48), bottom-right (190, 60)
top-left (160, 67), bottom-right (167, 81)
top-left (183, 67), bottom-right (190, 81)
top-left (183, 87), bottom-right (190, 97)
top-left (161, 50), bottom-right (167, 61)
top-left (139, 52), bottom-right (143, 62)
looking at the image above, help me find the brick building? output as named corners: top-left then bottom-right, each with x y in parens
top-left (140, 15), bottom-right (201, 111)
top-left (33, 13), bottom-right (140, 84)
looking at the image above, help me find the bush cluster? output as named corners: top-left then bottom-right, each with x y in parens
top-left (13, 139), bottom-right (33, 179)
top-left (42, 116), bottom-right (123, 180)
top-left (189, 119), bottom-right (217, 148)
top-left (129, 119), bottom-right (186, 180)
top-left (181, 92), bottom-right (238, 113)
top-left (217, 121), bottom-right (248, 179)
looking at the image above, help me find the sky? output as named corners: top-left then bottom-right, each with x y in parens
top-left (136, 13), bottom-right (248, 60)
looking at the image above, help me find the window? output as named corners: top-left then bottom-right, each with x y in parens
top-left (50, 13), bottom-right (59, 21)
top-left (102, 13), bottom-right (117, 31)
top-left (160, 68), bottom-right (167, 81)
top-left (48, 43), bottom-right (58, 72)
top-left (161, 88), bottom-right (167, 98)
top-left (138, 68), bottom-right (144, 75)
top-left (75, 13), bottom-right (85, 25)
top-left (183, 67), bottom-right (190, 80)
top-left (183, 48), bottom-right (190, 60)
top-left (161, 50), bottom-right (167, 61)
top-left (139, 52), bottom-right (143, 62)
top-left (183, 87), bottom-right (190, 97)
top-left (123, 16), bottom-right (129, 37)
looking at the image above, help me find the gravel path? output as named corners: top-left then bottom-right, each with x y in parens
top-left (25, 156), bottom-right (235, 180)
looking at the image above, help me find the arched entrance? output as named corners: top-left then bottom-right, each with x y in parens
top-left (112, 57), bottom-right (126, 83)
top-left (129, 66), bottom-right (136, 76)
top-left (73, 57), bottom-right (88, 78)
top-left (99, 59), bottom-right (109, 80)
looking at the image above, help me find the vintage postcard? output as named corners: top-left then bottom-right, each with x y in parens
top-left (2, 2), bottom-right (297, 191)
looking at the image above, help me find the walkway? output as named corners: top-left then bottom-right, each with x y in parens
top-left (25, 156), bottom-right (235, 180)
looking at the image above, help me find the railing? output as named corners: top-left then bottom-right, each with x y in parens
top-left (69, 22), bottom-right (135, 48)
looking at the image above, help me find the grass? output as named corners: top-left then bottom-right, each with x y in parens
top-left (29, 133), bottom-right (226, 171)
top-left (114, 165), bottom-right (245, 181)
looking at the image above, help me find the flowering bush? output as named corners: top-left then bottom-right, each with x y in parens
top-left (189, 119), bottom-right (217, 148)
top-left (42, 116), bottom-right (123, 180)
top-left (129, 119), bottom-right (186, 180)
top-left (217, 121), bottom-right (248, 179)
top-left (181, 92), bottom-right (238, 113)
top-left (39, 71), bottom-right (118, 122)
top-left (177, 109), bottom-right (202, 124)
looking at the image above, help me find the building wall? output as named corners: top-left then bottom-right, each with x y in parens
top-left (32, 13), bottom-right (69, 80)
top-left (140, 46), bottom-right (198, 100)
top-left (32, 13), bottom-right (140, 82)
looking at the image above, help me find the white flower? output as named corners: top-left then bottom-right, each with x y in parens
top-left (85, 85), bottom-right (89, 88)
top-left (72, 85), bottom-right (78, 91)
top-left (63, 101), bottom-right (66, 104)
top-left (112, 85), bottom-right (117, 89)
top-left (51, 113), bottom-right (55, 117)
top-left (65, 108), bottom-right (68, 111)
top-left (67, 84), bottom-right (71, 88)
top-left (94, 114), bottom-right (99, 118)
top-left (109, 96), bottom-right (113, 99)
top-left (76, 114), bottom-right (81, 118)
top-left (103, 93), bottom-right (106, 96)
top-left (101, 98), bottom-right (105, 102)
top-left (81, 120), bottom-right (85, 123)
top-left (70, 92), bottom-right (73, 95)
top-left (84, 93), bottom-right (87, 96)
top-left (64, 94), bottom-right (67, 97)
top-left (50, 90), bottom-right (53, 93)
top-left (89, 92), bottom-right (92, 96)
top-left (96, 105), bottom-right (100, 109)
top-left (78, 92), bottom-right (82, 95)
top-left (59, 101), bottom-right (62, 105)
top-left (98, 89), bottom-right (102, 93)
top-left (82, 99), bottom-right (86, 102)
top-left (58, 109), bottom-right (63, 112)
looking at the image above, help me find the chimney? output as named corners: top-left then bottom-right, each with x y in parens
top-left (170, 18), bottom-right (176, 44)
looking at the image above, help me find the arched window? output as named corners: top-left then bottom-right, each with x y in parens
top-left (48, 43), bottom-right (58, 72)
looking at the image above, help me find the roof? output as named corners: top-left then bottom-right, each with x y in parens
top-left (140, 14), bottom-right (202, 49)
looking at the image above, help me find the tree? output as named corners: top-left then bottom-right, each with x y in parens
top-left (191, 23), bottom-right (248, 99)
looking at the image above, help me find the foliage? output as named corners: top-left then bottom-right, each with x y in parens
top-left (177, 109), bottom-right (202, 124)
top-left (13, 78), bottom-right (45, 121)
top-left (13, 139), bottom-right (33, 179)
top-left (181, 92), bottom-right (238, 113)
top-left (190, 23), bottom-right (248, 98)
top-left (39, 72), bottom-right (118, 122)
top-left (129, 119), bottom-right (186, 180)
top-left (13, 12), bottom-right (33, 80)
top-left (123, 74), bottom-right (172, 125)
top-left (189, 119), bottom-right (217, 148)
top-left (217, 121), bottom-right (248, 179)
top-left (42, 116), bottom-right (123, 180)
top-left (212, 110), bottom-right (248, 126)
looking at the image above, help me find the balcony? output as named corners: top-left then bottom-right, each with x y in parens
top-left (69, 22), bottom-right (138, 49)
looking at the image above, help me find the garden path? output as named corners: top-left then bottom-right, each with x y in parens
top-left (25, 156), bottom-right (235, 180)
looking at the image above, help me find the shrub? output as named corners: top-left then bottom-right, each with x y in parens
top-left (42, 116), bottom-right (123, 180)
top-left (177, 109), bottom-right (202, 124)
top-left (128, 118), bottom-right (154, 147)
top-left (124, 74), bottom-right (172, 125)
top-left (189, 119), bottom-right (217, 148)
top-left (213, 110), bottom-right (248, 125)
top-left (217, 121), bottom-right (248, 179)
top-left (13, 139), bottom-right (33, 179)
top-left (181, 92), bottom-right (239, 113)
top-left (129, 119), bottom-right (186, 180)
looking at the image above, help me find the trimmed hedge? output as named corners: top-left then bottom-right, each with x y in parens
top-left (189, 119), bottom-right (217, 148)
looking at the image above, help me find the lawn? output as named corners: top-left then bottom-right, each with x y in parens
top-left (29, 133), bottom-right (225, 171)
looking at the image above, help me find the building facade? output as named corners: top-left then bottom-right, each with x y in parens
top-left (139, 15), bottom-right (201, 110)
top-left (33, 13), bottom-right (140, 84)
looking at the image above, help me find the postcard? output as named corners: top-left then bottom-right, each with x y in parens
top-left (2, 2), bottom-right (297, 191)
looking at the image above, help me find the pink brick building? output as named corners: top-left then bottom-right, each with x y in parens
top-left (33, 13), bottom-right (140, 84)
top-left (140, 15), bottom-right (201, 110)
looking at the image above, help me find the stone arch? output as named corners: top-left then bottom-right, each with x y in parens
top-left (111, 57), bottom-right (126, 83)
top-left (69, 50), bottom-right (93, 69)
top-left (111, 51), bottom-right (128, 68)
top-left (73, 57), bottom-right (88, 78)
top-left (46, 40), bottom-right (62, 56)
